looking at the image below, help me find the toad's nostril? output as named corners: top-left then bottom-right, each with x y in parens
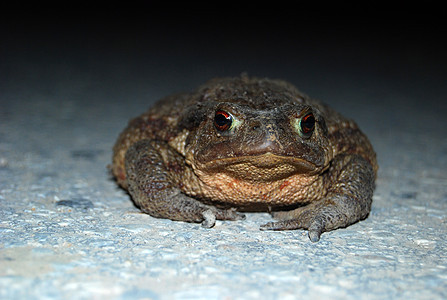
top-left (250, 120), bottom-right (262, 131)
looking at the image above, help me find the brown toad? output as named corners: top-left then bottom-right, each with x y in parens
top-left (112, 75), bottom-right (377, 242)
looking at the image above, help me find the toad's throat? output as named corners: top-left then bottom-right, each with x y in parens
top-left (195, 153), bottom-right (317, 182)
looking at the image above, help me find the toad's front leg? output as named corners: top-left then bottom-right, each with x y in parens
top-left (261, 154), bottom-right (375, 242)
top-left (125, 140), bottom-right (245, 227)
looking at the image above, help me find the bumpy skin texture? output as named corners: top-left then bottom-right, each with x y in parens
top-left (112, 76), bottom-right (377, 242)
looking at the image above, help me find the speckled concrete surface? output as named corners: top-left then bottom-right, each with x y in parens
top-left (1, 13), bottom-right (446, 300)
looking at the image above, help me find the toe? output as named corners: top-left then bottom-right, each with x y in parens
top-left (307, 217), bottom-right (325, 242)
top-left (260, 219), bottom-right (302, 231)
top-left (308, 229), bottom-right (321, 242)
top-left (201, 209), bottom-right (216, 228)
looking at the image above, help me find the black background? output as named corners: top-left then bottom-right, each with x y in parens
top-left (1, 7), bottom-right (446, 117)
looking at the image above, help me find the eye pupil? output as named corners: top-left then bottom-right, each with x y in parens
top-left (214, 110), bottom-right (233, 131)
top-left (300, 113), bottom-right (315, 135)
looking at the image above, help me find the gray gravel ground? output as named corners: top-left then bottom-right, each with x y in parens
top-left (1, 12), bottom-right (446, 300)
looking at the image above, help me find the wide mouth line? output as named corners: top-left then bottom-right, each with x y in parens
top-left (199, 152), bottom-right (316, 169)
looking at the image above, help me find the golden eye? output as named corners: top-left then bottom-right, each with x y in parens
top-left (299, 113), bottom-right (315, 138)
top-left (214, 110), bottom-right (233, 132)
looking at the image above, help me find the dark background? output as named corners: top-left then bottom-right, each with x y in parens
top-left (1, 8), bottom-right (446, 135)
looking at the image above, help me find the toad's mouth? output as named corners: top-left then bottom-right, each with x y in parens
top-left (192, 152), bottom-right (318, 182)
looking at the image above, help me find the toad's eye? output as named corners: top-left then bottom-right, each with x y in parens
top-left (299, 113), bottom-right (315, 138)
top-left (214, 110), bottom-right (233, 132)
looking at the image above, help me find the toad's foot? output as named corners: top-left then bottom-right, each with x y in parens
top-left (260, 199), bottom-right (367, 242)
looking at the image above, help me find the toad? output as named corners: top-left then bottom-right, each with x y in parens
top-left (112, 75), bottom-right (377, 242)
